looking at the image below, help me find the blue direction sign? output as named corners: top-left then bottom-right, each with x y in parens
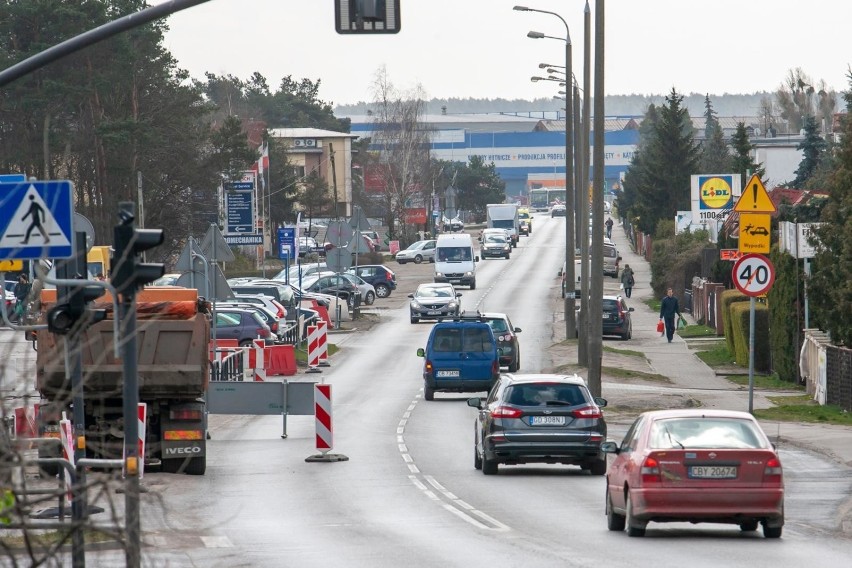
top-left (0, 181), bottom-right (74, 260)
top-left (224, 188), bottom-right (255, 234)
top-left (0, 174), bottom-right (26, 183)
top-left (278, 227), bottom-right (295, 260)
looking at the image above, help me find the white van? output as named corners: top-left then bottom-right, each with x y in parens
top-left (434, 233), bottom-right (479, 289)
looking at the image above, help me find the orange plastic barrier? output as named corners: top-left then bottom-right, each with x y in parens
top-left (264, 344), bottom-right (297, 376)
top-left (310, 300), bottom-right (331, 328)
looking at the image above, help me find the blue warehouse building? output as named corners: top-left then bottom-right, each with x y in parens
top-left (346, 113), bottom-right (640, 198)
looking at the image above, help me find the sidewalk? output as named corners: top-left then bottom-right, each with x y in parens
top-left (603, 221), bottom-right (852, 468)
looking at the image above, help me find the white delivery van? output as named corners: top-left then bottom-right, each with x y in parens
top-left (486, 203), bottom-right (520, 248)
top-left (434, 233), bottom-right (479, 289)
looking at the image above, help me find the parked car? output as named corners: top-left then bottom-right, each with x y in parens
top-left (298, 236), bottom-right (322, 258)
top-left (603, 243), bottom-right (621, 278)
top-left (551, 204), bottom-right (567, 217)
top-left (272, 262), bottom-right (328, 283)
top-left (416, 312), bottom-right (501, 401)
top-left (213, 307), bottom-right (274, 346)
top-left (408, 283), bottom-right (462, 324)
top-left (214, 301), bottom-right (283, 342)
top-left (602, 409), bottom-right (785, 538)
top-left (347, 265), bottom-right (397, 298)
top-left (229, 283), bottom-right (296, 311)
top-left (395, 240), bottom-right (436, 264)
top-left (481, 312), bottom-right (522, 372)
top-left (361, 230), bottom-right (383, 252)
top-left (232, 293), bottom-right (288, 324)
top-left (299, 273), bottom-right (362, 311)
top-left (602, 295), bottom-right (634, 340)
top-left (467, 373), bottom-right (608, 475)
top-left (339, 272), bottom-right (376, 305)
top-left (480, 233), bottom-right (511, 259)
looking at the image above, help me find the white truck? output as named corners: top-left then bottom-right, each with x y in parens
top-left (486, 204), bottom-right (519, 248)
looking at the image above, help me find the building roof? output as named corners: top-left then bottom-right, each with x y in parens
top-left (534, 117), bottom-right (639, 132)
top-left (345, 113), bottom-right (541, 125)
top-left (268, 127), bottom-right (357, 139)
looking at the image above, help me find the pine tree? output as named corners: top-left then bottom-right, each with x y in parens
top-left (629, 89), bottom-right (700, 234)
top-left (808, 72), bottom-right (852, 346)
top-left (791, 116), bottom-right (827, 187)
top-left (730, 123), bottom-right (765, 186)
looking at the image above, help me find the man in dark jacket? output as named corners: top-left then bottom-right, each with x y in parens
top-left (13, 273), bottom-right (31, 322)
top-left (659, 287), bottom-right (681, 343)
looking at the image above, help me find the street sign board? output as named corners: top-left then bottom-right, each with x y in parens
top-left (223, 234), bottom-right (263, 246)
top-left (0, 260), bottom-right (23, 271)
top-left (326, 221), bottom-right (353, 247)
top-left (278, 227), bottom-right (296, 260)
top-left (738, 213), bottom-right (771, 254)
top-left (224, 188), bottom-right (254, 234)
top-left (175, 235), bottom-right (206, 273)
top-left (732, 253), bottom-right (775, 297)
top-left (734, 175), bottom-right (776, 213)
top-left (325, 247), bottom-right (352, 273)
top-left (0, 174), bottom-right (26, 183)
top-left (201, 224), bottom-right (236, 262)
top-left (0, 181), bottom-right (74, 260)
top-left (348, 208), bottom-right (372, 232)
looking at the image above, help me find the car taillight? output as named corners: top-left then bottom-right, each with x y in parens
top-left (386, 272), bottom-right (393, 281)
top-left (641, 456), bottom-right (661, 484)
top-left (170, 408), bottom-right (203, 421)
top-left (764, 457), bottom-right (783, 481)
top-left (492, 360), bottom-right (499, 376)
top-left (492, 406), bottom-right (523, 419)
top-left (571, 406), bottom-right (603, 419)
top-left (258, 328), bottom-right (272, 338)
top-left (498, 333), bottom-right (513, 342)
top-left (425, 360), bottom-right (433, 373)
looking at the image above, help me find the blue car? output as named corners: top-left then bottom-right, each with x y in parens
top-left (416, 312), bottom-right (501, 401)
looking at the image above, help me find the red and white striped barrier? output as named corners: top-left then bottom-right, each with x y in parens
top-left (317, 320), bottom-right (330, 367)
top-left (306, 324), bottom-right (324, 372)
top-left (59, 413), bottom-right (74, 499)
top-left (138, 403), bottom-right (147, 479)
top-left (13, 405), bottom-right (38, 438)
top-left (314, 384), bottom-right (332, 454)
top-left (250, 339), bottom-right (267, 381)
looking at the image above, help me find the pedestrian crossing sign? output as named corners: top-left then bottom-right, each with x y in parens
top-left (0, 181), bottom-right (74, 260)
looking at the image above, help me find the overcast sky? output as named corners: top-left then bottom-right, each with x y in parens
top-left (157, 0), bottom-right (852, 107)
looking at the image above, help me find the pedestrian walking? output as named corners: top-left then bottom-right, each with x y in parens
top-left (620, 264), bottom-right (635, 298)
top-left (605, 217), bottom-right (614, 239)
top-left (13, 273), bottom-right (31, 322)
top-left (659, 287), bottom-right (681, 343)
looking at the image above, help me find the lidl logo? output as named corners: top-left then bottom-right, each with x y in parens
top-left (700, 176), bottom-right (733, 209)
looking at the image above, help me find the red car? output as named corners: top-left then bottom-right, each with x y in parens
top-left (602, 409), bottom-right (784, 538)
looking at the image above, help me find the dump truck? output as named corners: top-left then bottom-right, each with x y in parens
top-left (35, 287), bottom-right (210, 475)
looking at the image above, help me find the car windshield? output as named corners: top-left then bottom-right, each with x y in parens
top-left (437, 247), bottom-right (472, 262)
top-left (506, 384), bottom-right (587, 407)
top-left (417, 286), bottom-right (453, 299)
top-left (484, 235), bottom-right (506, 244)
top-left (648, 418), bottom-right (768, 450)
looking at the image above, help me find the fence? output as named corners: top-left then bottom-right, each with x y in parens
top-left (800, 330), bottom-right (852, 412)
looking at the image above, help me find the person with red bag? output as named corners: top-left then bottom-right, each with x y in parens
top-left (659, 287), bottom-right (681, 343)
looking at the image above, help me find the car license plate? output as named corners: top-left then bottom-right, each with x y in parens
top-left (436, 370), bottom-right (460, 378)
top-left (449, 279), bottom-right (461, 283)
top-left (688, 466), bottom-right (737, 479)
top-left (530, 416), bottom-right (566, 426)
top-left (427, 310), bottom-right (441, 315)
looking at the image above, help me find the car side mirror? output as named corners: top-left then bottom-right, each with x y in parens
top-left (474, 256), bottom-right (480, 262)
top-left (600, 441), bottom-right (619, 454)
top-left (617, 256), bottom-right (623, 262)
top-left (594, 396), bottom-right (608, 407)
top-left (456, 292), bottom-right (463, 298)
top-left (466, 397), bottom-right (482, 409)
top-left (407, 293), bottom-right (414, 298)
top-left (416, 348), bottom-right (425, 357)
top-left (514, 327), bottom-right (522, 333)
top-left (628, 307), bottom-right (635, 312)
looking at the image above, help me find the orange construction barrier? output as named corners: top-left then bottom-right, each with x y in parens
top-left (309, 300), bottom-right (331, 328)
top-left (264, 344), bottom-right (297, 376)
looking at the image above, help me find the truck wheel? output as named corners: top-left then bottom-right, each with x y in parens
top-left (424, 385), bottom-right (435, 401)
top-left (413, 255), bottom-right (423, 264)
top-left (469, 280), bottom-right (476, 290)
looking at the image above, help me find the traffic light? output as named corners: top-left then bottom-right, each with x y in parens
top-left (111, 202), bottom-right (165, 296)
top-left (46, 231), bottom-right (107, 335)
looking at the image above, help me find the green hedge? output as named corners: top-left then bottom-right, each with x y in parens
top-left (720, 289), bottom-right (750, 354)
top-left (729, 301), bottom-right (771, 372)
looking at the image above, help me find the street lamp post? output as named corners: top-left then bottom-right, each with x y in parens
top-left (515, 5), bottom-right (576, 342)
top-left (578, 1), bottom-right (592, 367)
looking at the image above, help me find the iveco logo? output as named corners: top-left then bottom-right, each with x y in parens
top-left (709, 452), bottom-right (717, 459)
top-left (543, 410), bottom-right (553, 415)
top-left (164, 446), bottom-right (201, 455)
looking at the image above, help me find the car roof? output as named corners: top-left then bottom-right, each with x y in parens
top-left (501, 373), bottom-right (588, 386)
top-left (479, 312), bottom-right (509, 320)
top-left (417, 282), bottom-right (454, 290)
top-left (638, 409), bottom-right (759, 421)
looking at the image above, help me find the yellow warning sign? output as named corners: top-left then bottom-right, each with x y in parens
top-left (739, 213), bottom-right (771, 254)
top-left (734, 174), bottom-right (776, 213)
top-left (0, 260), bottom-right (23, 271)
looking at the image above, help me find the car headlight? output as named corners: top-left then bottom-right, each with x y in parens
top-left (464, 271), bottom-right (473, 277)
top-left (436, 272), bottom-right (444, 278)
top-left (448, 302), bottom-right (457, 309)
top-left (410, 301), bottom-right (421, 309)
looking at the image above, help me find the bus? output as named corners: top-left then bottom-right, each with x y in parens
top-left (529, 188), bottom-right (567, 212)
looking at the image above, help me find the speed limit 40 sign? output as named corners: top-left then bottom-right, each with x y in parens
top-left (732, 253), bottom-right (775, 297)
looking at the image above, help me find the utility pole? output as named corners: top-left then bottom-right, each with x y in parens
top-left (578, 1), bottom-right (592, 367)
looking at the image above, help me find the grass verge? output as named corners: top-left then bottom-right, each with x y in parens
top-left (695, 343), bottom-right (736, 367)
top-left (294, 343), bottom-right (340, 366)
top-left (602, 366), bottom-right (670, 383)
top-left (677, 324), bottom-right (718, 338)
top-left (723, 374), bottom-right (805, 391)
top-left (644, 298), bottom-right (661, 313)
top-left (602, 345), bottom-right (646, 359)
top-left (754, 395), bottom-right (852, 426)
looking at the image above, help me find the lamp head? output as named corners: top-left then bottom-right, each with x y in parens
top-left (513, 5), bottom-right (530, 11)
top-left (527, 31), bottom-right (545, 39)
